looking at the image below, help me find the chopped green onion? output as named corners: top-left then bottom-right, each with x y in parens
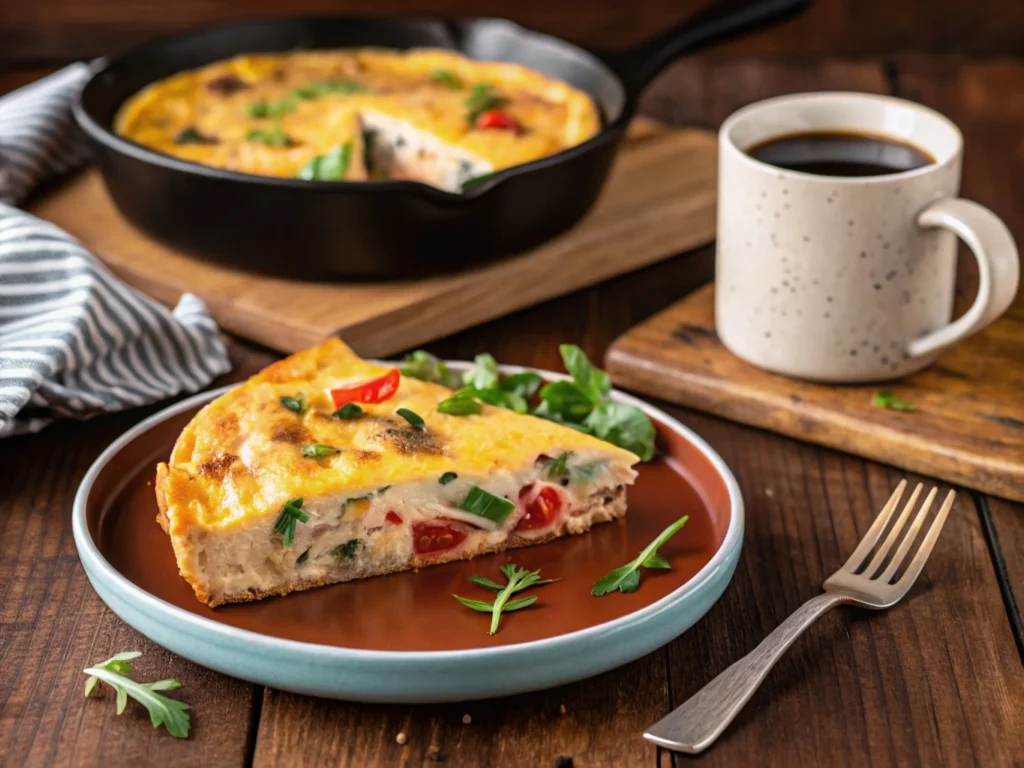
top-left (294, 79), bottom-right (366, 99)
top-left (246, 96), bottom-right (296, 118)
top-left (542, 452), bottom-right (572, 481)
top-left (279, 393), bottom-right (307, 414)
top-left (296, 142), bottom-right (352, 181)
top-left (333, 402), bottom-right (363, 419)
top-left (439, 472), bottom-right (458, 485)
top-left (273, 498), bottom-right (309, 547)
top-left (245, 121), bottom-right (293, 147)
top-left (459, 486), bottom-right (515, 526)
top-left (301, 443), bottom-right (339, 458)
top-left (396, 408), bottom-right (425, 430)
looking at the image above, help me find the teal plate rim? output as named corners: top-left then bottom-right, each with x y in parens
top-left (73, 362), bottom-right (745, 703)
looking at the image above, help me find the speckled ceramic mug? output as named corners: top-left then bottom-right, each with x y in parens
top-left (716, 92), bottom-right (1019, 382)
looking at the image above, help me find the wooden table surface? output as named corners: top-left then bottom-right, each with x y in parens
top-left (1, 24), bottom-right (1023, 768)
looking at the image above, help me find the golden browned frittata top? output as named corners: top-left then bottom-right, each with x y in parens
top-left (115, 49), bottom-right (601, 180)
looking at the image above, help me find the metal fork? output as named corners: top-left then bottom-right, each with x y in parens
top-left (644, 480), bottom-right (956, 754)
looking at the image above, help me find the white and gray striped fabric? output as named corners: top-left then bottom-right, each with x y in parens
top-left (0, 65), bottom-right (231, 438)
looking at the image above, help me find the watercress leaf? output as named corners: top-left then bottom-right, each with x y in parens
top-left (401, 350), bottom-right (462, 388)
top-left (642, 552), bottom-right (672, 569)
top-left (499, 372), bottom-right (543, 399)
top-left (501, 392), bottom-right (528, 413)
top-left (468, 575), bottom-right (505, 591)
top-left (453, 595), bottom-right (495, 613)
top-left (559, 344), bottom-right (611, 402)
top-left (537, 380), bottom-right (595, 423)
top-left (583, 401), bottom-right (656, 461)
top-left (462, 353), bottom-right (499, 390)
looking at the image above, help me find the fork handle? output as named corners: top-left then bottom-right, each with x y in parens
top-left (644, 592), bottom-right (847, 753)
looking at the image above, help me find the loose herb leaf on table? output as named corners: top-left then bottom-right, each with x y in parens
top-left (83, 652), bottom-right (191, 739)
top-left (872, 389), bottom-right (915, 411)
top-left (591, 515), bottom-right (689, 596)
top-left (454, 563), bottom-right (559, 634)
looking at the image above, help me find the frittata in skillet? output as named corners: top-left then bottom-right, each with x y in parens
top-left (155, 339), bottom-right (638, 607)
top-left (115, 49), bottom-right (601, 191)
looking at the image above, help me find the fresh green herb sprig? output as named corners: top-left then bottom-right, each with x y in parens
top-left (430, 69), bottom-right (462, 90)
top-left (274, 498), bottom-right (309, 547)
top-left (301, 443), bottom-right (339, 458)
top-left (297, 142), bottom-right (352, 180)
top-left (541, 452), bottom-right (572, 481)
top-left (872, 389), bottom-right (915, 412)
top-left (465, 83), bottom-right (507, 123)
top-left (83, 652), bottom-right (190, 739)
top-left (418, 345), bottom-right (655, 459)
top-left (279, 393), bottom-right (307, 414)
top-left (591, 516), bottom-right (689, 596)
top-left (453, 563), bottom-right (558, 634)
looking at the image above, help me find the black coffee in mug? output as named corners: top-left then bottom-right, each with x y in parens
top-left (747, 130), bottom-right (935, 177)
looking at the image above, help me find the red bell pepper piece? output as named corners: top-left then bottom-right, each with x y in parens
top-left (329, 368), bottom-right (400, 408)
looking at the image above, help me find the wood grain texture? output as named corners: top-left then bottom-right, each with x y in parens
top-left (0, 395), bottom-right (259, 767)
top-left (605, 283), bottom-right (1024, 501)
top-left (28, 120), bottom-right (717, 357)
top-left (2, 0), bottom-right (1023, 66)
top-left (659, 413), bottom-right (1024, 766)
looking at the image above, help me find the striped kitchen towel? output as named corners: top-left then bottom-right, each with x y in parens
top-left (0, 65), bottom-right (231, 438)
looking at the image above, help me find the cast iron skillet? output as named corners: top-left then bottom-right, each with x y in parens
top-left (75, 0), bottom-right (810, 279)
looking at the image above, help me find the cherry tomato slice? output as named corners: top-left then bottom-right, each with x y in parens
top-left (385, 511), bottom-right (403, 525)
top-left (412, 520), bottom-right (468, 556)
top-left (515, 484), bottom-right (564, 531)
top-left (329, 368), bottom-right (400, 408)
top-left (475, 109), bottom-right (522, 132)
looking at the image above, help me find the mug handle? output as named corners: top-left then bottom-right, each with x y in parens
top-left (907, 198), bottom-right (1020, 358)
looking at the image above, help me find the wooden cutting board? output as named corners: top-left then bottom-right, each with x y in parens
top-left (606, 282), bottom-right (1024, 502)
top-left (28, 119), bottom-right (717, 357)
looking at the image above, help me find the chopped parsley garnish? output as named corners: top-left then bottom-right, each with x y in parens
top-left (301, 443), bottom-right (339, 458)
top-left (396, 408), bottom-right (425, 430)
top-left (439, 471), bottom-right (458, 485)
top-left (279, 393), bottom-right (307, 414)
top-left (430, 69), bottom-right (462, 89)
top-left (591, 516), bottom-right (688, 596)
top-left (333, 402), bottom-right (363, 419)
top-left (246, 96), bottom-right (296, 118)
top-left (273, 498), bottom-right (309, 547)
top-left (465, 83), bottom-right (507, 124)
top-left (296, 142), bottom-right (352, 181)
top-left (453, 563), bottom-right (557, 635)
top-left (294, 79), bottom-right (366, 98)
top-left (245, 122), bottom-right (294, 147)
top-left (459, 486), bottom-right (515, 526)
top-left (83, 652), bottom-right (190, 739)
top-left (872, 389), bottom-right (915, 412)
top-left (400, 350), bottom-right (463, 389)
top-left (332, 539), bottom-right (360, 559)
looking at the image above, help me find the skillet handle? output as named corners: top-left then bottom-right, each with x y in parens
top-left (605, 0), bottom-right (811, 91)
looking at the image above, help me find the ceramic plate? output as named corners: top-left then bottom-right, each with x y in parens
top-left (73, 363), bottom-right (744, 702)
